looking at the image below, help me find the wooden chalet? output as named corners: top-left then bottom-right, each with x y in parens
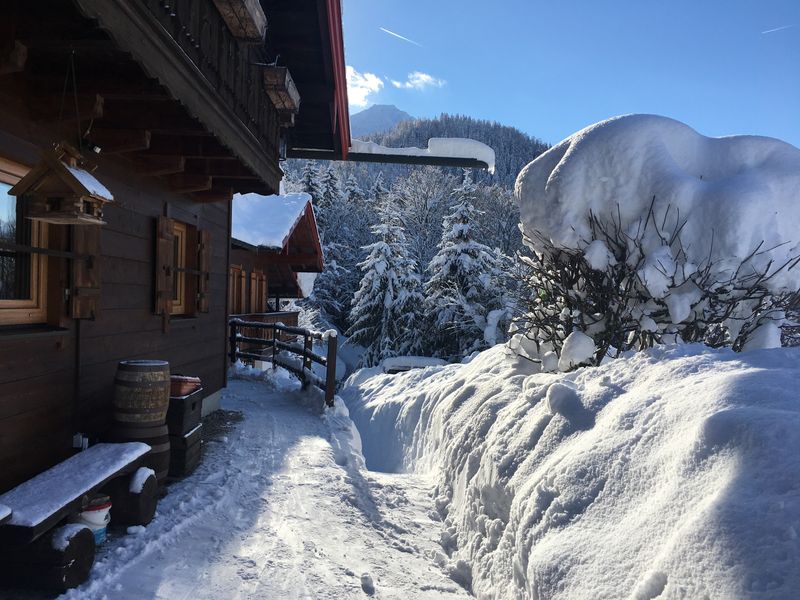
top-left (0, 0), bottom-right (350, 496)
top-left (230, 192), bottom-right (323, 320)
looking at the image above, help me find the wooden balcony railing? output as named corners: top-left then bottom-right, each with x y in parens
top-left (142, 0), bottom-right (280, 162)
top-left (228, 316), bottom-right (337, 407)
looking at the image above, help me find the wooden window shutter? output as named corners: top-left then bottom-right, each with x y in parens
top-left (249, 272), bottom-right (257, 313)
top-left (197, 229), bottom-right (211, 313)
top-left (257, 272), bottom-right (267, 312)
top-left (155, 216), bottom-right (175, 318)
top-left (71, 225), bottom-right (101, 319)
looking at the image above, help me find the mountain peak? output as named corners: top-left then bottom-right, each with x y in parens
top-left (350, 104), bottom-right (413, 139)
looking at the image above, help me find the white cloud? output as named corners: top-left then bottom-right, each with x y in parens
top-left (346, 66), bottom-right (383, 108)
top-left (390, 71), bottom-right (446, 90)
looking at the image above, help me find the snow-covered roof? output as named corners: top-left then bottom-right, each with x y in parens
top-left (516, 114), bottom-right (800, 292)
top-left (295, 272), bottom-right (318, 298)
top-left (232, 192), bottom-right (313, 250)
top-left (350, 138), bottom-right (496, 174)
top-left (64, 164), bottom-right (113, 200)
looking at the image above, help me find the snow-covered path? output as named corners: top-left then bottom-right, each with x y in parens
top-left (61, 375), bottom-right (468, 600)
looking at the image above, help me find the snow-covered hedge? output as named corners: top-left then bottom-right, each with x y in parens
top-left (514, 114), bottom-right (800, 364)
top-left (341, 344), bottom-right (800, 599)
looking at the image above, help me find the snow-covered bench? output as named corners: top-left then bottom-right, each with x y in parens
top-left (0, 442), bottom-right (150, 544)
top-left (0, 443), bottom-right (153, 590)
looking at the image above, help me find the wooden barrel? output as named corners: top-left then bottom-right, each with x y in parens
top-left (112, 360), bottom-right (170, 426)
top-left (108, 424), bottom-right (171, 484)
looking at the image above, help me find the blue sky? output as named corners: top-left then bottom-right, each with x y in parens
top-left (342, 0), bottom-right (800, 146)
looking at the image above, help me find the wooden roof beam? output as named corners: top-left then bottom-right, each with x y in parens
top-left (146, 135), bottom-right (236, 159)
top-left (166, 174), bottom-right (212, 194)
top-left (184, 158), bottom-right (259, 179)
top-left (28, 93), bottom-right (104, 122)
top-left (100, 100), bottom-right (208, 136)
top-left (190, 187), bottom-right (234, 204)
top-left (88, 128), bottom-right (151, 154)
top-left (131, 155), bottom-right (185, 176)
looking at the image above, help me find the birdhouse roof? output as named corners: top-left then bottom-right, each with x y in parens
top-left (9, 150), bottom-right (113, 202)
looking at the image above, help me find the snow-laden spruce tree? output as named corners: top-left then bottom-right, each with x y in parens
top-left (299, 161), bottom-right (323, 202)
top-left (424, 175), bottom-right (509, 360)
top-left (391, 167), bottom-right (458, 268)
top-left (309, 170), bottom-right (376, 330)
top-left (316, 166), bottom-right (343, 225)
top-left (344, 174), bottom-right (366, 205)
top-left (369, 172), bottom-right (389, 205)
top-left (348, 205), bottom-right (425, 367)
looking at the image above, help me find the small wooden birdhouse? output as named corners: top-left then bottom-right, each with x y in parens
top-left (263, 66), bottom-right (301, 127)
top-left (9, 143), bottom-right (113, 225)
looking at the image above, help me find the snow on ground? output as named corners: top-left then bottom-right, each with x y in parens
top-left (59, 367), bottom-right (468, 600)
top-left (515, 114), bottom-right (800, 292)
top-left (341, 343), bottom-right (800, 599)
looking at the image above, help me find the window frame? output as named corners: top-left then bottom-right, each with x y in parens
top-left (170, 220), bottom-right (188, 316)
top-left (0, 157), bottom-right (48, 326)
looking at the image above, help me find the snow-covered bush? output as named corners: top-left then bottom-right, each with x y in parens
top-left (515, 202), bottom-right (798, 366)
top-left (514, 114), bottom-right (800, 367)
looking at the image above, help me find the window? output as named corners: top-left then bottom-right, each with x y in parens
top-left (171, 221), bottom-right (188, 315)
top-left (0, 158), bottom-right (47, 326)
top-left (155, 217), bottom-right (210, 320)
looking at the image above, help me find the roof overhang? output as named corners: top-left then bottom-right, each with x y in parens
top-left (287, 149), bottom-right (492, 170)
top-left (264, 0), bottom-right (350, 160)
top-left (73, 0), bottom-right (283, 193)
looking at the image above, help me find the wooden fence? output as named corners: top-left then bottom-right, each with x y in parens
top-left (228, 317), bottom-right (337, 407)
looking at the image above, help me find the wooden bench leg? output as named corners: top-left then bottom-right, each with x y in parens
top-left (0, 524), bottom-right (96, 591)
top-left (103, 467), bottom-right (158, 526)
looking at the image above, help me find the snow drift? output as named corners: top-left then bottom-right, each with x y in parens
top-left (341, 344), bottom-right (800, 599)
top-left (515, 114), bottom-right (800, 292)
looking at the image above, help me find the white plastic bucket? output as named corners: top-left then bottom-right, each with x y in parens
top-left (75, 500), bottom-right (112, 544)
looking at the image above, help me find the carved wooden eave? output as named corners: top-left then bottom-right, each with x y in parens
top-left (72, 0), bottom-right (282, 194)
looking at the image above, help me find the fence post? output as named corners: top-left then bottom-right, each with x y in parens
top-left (228, 319), bottom-right (238, 364)
top-left (301, 334), bottom-right (312, 388)
top-left (325, 332), bottom-right (337, 407)
top-left (271, 326), bottom-right (278, 370)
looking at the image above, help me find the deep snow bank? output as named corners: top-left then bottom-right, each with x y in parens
top-left (341, 344), bottom-right (800, 599)
top-left (515, 114), bottom-right (800, 292)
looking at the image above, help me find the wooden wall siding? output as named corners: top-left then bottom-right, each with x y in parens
top-left (0, 128), bottom-right (231, 493)
top-left (76, 167), bottom-right (230, 435)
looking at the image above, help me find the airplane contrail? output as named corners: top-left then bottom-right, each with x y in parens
top-left (379, 27), bottom-right (423, 47)
top-left (761, 24), bottom-right (795, 34)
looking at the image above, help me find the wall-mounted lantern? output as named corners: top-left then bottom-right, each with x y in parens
top-left (9, 143), bottom-right (113, 225)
